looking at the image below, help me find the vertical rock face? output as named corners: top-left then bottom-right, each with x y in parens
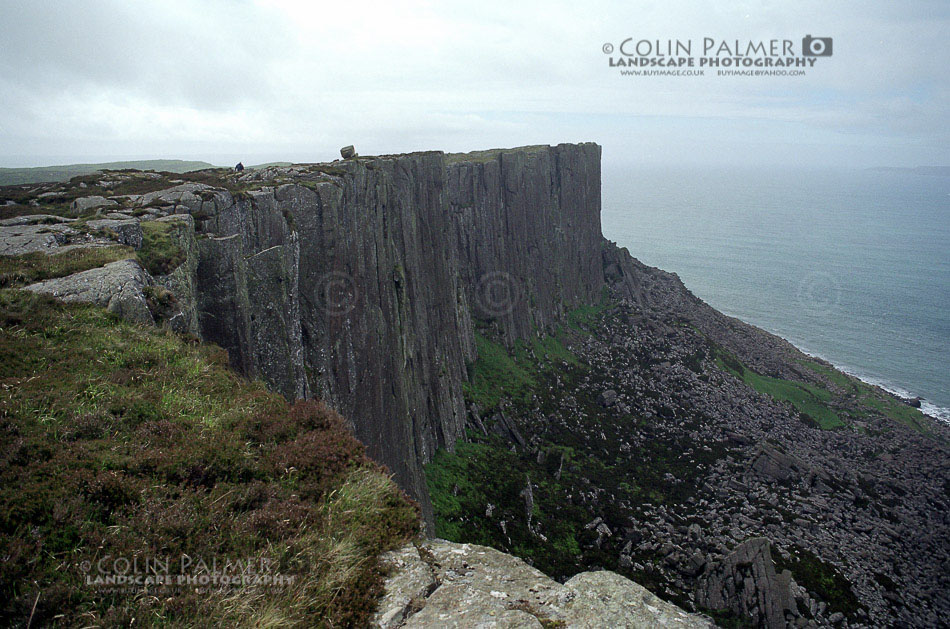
top-left (165, 144), bottom-right (606, 519)
top-left (447, 144), bottom-right (604, 344)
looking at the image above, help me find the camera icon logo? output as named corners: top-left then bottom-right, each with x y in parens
top-left (802, 35), bottom-right (833, 56)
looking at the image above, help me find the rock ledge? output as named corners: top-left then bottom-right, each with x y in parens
top-left (374, 539), bottom-right (712, 628)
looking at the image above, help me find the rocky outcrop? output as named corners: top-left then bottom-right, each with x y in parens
top-left (71, 195), bottom-right (116, 213)
top-left (696, 538), bottom-right (796, 628)
top-left (150, 214), bottom-right (201, 335)
top-left (85, 218), bottom-right (143, 249)
top-left (0, 222), bottom-right (111, 255)
top-left (374, 539), bottom-right (712, 628)
top-left (25, 259), bottom-right (153, 324)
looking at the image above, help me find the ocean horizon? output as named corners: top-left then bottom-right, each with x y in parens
top-left (602, 163), bottom-right (950, 423)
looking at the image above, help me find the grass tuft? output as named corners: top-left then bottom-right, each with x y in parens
top-left (137, 220), bottom-right (186, 276)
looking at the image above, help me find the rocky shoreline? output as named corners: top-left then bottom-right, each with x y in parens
top-left (429, 274), bottom-right (949, 627)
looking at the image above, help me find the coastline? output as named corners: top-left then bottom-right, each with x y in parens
top-left (787, 339), bottom-right (948, 425)
top-left (709, 306), bottom-right (950, 425)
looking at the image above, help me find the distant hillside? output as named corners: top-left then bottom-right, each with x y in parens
top-left (247, 161), bottom-right (293, 169)
top-left (0, 159), bottom-right (215, 186)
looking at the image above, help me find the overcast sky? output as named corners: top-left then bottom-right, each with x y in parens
top-left (0, 0), bottom-right (947, 168)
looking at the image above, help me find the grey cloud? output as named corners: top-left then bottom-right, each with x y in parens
top-left (0, 0), bottom-right (946, 167)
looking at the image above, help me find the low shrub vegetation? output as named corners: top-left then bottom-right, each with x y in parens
top-left (0, 290), bottom-right (418, 627)
top-left (774, 547), bottom-right (860, 619)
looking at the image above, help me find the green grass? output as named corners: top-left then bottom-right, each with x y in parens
top-left (137, 220), bottom-right (186, 276)
top-left (719, 352), bottom-right (933, 434)
top-left (715, 350), bottom-right (845, 430)
top-left (463, 331), bottom-right (581, 411)
top-left (425, 438), bottom-right (593, 579)
top-left (462, 299), bottom-right (600, 411)
top-left (798, 358), bottom-right (855, 391)
top-left (514, 332), bottom-right (580, 368)
top-left (798, 358), bottom-right (932, 434)
top-left (0, 245), bottom-right (134, 287)
top-left (0, 290), bottom-right (418, 627)
top-left (857, 392), bottom-right (930, 433)
top-left (463, 333), bottom-right (536, 410)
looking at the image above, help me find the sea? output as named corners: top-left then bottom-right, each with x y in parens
top-left (601, 164), bottom-right (950, 423)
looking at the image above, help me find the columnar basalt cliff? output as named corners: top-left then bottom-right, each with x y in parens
top-left (144, 144), bottom-right (610, 519)
top-left (448, 145), bottom-right (605, 343)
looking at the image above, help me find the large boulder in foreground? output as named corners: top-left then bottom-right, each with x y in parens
top-left (25, 259), bottom-right (153, 324)
top-left (374, 539), bottom-right (712, 628)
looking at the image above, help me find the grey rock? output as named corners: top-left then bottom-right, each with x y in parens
top-left (149, 214), bottom-right (201, 335)
top-left (340, 145), bottom-right (358, 159)
top-left (564, 571), bottom-right (714, 628)
top-left (0, 223), bottom-right (107, 256)
top-left (598, 389), bottom-right (618, 407)
top-left (374, 545), bottom-right (435, 628)
top-left (751, 443), bottom-right (808, 483)
top-left (71, 195), bottom-right (117, 212)
top-left (375, 539), bottom-right (712, 628)
top-left (0, 214), bottom-right (74, 226)
top-left (196, 234), bottom-right (254, 374)
top-left (86, 218), bottom-right (143, 249)
top-left (245, 241), bottom-right (309, 399)
top-left (25, 259), bottom-right (153, 324)
top-left (696, 538), bottom-right (795, 628)
top-left (134, 183), bottom-right (218, 217)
